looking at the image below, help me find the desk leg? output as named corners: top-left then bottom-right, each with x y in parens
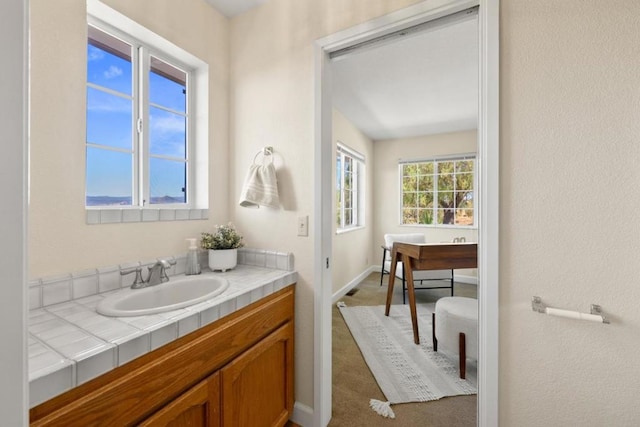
top-left (384, 250), bottom-right (398, 316)
top-left (404, 254), bottom-right (420, 344)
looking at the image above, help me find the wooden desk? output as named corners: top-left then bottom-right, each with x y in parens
top-left (385, 242), bottom-right (478, 344)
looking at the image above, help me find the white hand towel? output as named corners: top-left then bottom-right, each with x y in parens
top-left (239, 161), bottom-right (280, 208)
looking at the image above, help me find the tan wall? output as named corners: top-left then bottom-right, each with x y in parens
top-left (229, 0), bottom-right (422, 409)
top-left (500, 0), bottom-right (640, 424)
top-left (332, 109), bottom-right (374, 294)
top-left (29, 0), bottom-right (229, 278)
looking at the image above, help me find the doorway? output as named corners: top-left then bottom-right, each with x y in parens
top-left (313, 1), bottom-right (499, 426)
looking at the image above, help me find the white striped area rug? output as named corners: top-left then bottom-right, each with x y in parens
top-left (338, 303), bottom-right (476, 416)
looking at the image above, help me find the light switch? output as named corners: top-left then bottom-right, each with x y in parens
top-left (297, 215), bottom-right (308, 236)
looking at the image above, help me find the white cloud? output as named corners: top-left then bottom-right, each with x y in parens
top-left (150, 114), bottom-right (184, 134)
top-left (104, 65), bottom-right (123, 79)
top-left (88, 45), bottom-right (104, 61)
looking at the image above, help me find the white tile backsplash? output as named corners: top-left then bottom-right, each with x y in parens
top-left (98, 266), bottom-right (121, 293)
top-left (42, 275), bottom-right (72, 307)
top-left (72, 270), bottom-right (98, 299)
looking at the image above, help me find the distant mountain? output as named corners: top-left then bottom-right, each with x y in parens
top-left (86, 195), bottom-right (185, 206)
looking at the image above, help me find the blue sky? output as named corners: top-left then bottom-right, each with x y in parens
top-left (86, 44), bottom-right (187, 203)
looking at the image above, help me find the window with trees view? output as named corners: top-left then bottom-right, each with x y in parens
top-left (400, 156), bottom-right (475, 226)
top-left (336, 144), bottom-right (365, 231)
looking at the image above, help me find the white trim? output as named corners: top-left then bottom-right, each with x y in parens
top-left (291, 401), bottom-right (314, 427)
top-left (477, 0), bottom-right (500, 425)
top-left (0, 0), bottom-right (28, 423)
top-left (332, 266), bottom-right (378, 304)
top-left (315, 1), bottom-right (498, 426)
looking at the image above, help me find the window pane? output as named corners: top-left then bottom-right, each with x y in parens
top-left (149, 56), bottom-right (187, 113)
top-left (417, 175), bottom-right (433, 192)
top-left (150, 158), bottom-right (186, 204)
top-left (403, 175), bottom-right (417, 192)
top-left (403, 208), bottom-right (418, 224)
top-left (344, 209), bottom-right (352, 226)
top-left (418, 209), bottom-right (433, 225)
top-left (403, 192), bottom-right (416, 207)
top-left (437, 161), bottom-right (454, 174)
top-left (417, 162), bottom-right (433, 175)
top-left (87, 87), bottom-right (133, 149)
top-left (456, 191), bottom-right (474, 209)
top-left (344, 189), bottom-right (352, 208)
top-left (87, 27), bottom-right (132, 95)
top-left (456, 173), bottom-right (473, 190)
top-left (438, 191), bottom-right (454, 208)
top-left (149, 107), bottom-right (186, 158)
top-left (437, 209), bottom-right (455, 224)
top-left (456, 209), bottom-right (474, 226)
top-left (417, 192), bottom-right (433, 208)
top-left (86, 147), bottom-right (132, 206)
top-left (455, 160), bottom-right (474, 173)
top-left (438, 173), bottom-right (454, 191)
top-left (403, 164), bottom-right (417, 176)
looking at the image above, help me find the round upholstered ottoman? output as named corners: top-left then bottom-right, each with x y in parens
top-left (432, 296), bottom-right (478, 379)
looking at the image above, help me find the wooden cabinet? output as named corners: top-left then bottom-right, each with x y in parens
top-left (30, 286), bottom-right (295, 427)
top-left (221, 323), bottom-right (294, 427)
top-left (140, 373), bottom-right (221, 427)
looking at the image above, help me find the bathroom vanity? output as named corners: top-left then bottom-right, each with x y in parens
top-left (28, 256), bottom-right (296, 427)
top-left (30, 284), bottom-right (294, 426)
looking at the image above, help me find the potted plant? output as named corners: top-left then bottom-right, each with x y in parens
top-left (201, 223), bottom-right (244, 272)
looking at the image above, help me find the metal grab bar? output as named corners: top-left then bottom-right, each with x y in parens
top-left (532, 296), bottom-right (610, 324)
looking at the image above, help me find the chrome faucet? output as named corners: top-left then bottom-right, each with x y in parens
top-left (121, 259), bottom-right (176, 289)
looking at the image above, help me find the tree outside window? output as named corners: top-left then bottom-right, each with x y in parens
top-left (401, 157), bottom-right (475, 226)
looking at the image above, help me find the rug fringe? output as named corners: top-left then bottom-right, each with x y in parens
top-left (369, 399), bottom-right (395, 419)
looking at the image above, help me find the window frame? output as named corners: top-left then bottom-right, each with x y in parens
top-left (85, 0), bottom-right (209, 224)
top-left (398, 154), bottom-right (477, 229)
top-left (336, 142), bottom-right (365, 233)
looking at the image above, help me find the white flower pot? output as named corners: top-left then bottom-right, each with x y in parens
top-left (208, 249), bottom-right (238, 272)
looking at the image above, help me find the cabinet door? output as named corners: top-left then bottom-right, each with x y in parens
top-left (139, 372), bottom-right (220, 427)
top-left (221, 322), bottom-right (294, 427)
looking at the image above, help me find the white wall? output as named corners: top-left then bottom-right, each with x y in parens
top-left (332, 109), bottom-right (374, 294)
top-left (500, 0), bottom-right (640, 424)
top-left (0, 0), bottom-right (28, 424)
top-left (229, 0), bottom-right (423, 410)
top-left (29, 0), bottom-right (229, 278)
top-left (373, 130), bottom-right (478, 278)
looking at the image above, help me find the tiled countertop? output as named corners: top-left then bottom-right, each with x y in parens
top-left (28, 265), bottom-right (297, 408)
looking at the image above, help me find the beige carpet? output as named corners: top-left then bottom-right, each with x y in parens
top-left (329, 273), bottom-right (477, 427)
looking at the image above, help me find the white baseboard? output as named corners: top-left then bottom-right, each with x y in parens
top-left (291, 401), bottom-right (313, 427)
top-left (332, 265), bottom-right (378, 304)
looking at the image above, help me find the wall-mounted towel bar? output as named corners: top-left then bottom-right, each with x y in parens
top-left (532, 296), bottom-right (610, 324)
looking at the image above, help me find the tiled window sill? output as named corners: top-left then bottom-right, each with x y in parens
top-left (86, 208), bottom-right (209, 225)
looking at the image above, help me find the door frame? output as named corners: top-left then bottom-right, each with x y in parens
top-left (313, 1), bottom-right (499, 426)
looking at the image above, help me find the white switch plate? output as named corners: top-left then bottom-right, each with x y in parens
top-left (297, 215), bottom-right (308, 236)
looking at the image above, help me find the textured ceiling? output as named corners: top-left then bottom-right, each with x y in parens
top-left (331, 15), bottom-right (478, 141)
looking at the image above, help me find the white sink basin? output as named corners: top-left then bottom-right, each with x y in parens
top-left (97, 275), bottom-right (229, 317)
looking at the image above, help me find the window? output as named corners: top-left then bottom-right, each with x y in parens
top-left (336, 143), bottom-right (365, 231)
top-left (400, 155), bottom-right (475, 227)
top-left (85, 6), bottom-right (208, 213)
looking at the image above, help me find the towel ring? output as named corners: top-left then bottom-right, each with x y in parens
top-left (253, 146), bottom-right (274, 165)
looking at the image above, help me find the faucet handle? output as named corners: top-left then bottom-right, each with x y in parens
top-left (158, 259), bottom-right (176, 282)
top-left (121, 267), bottom-right (144, 288)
